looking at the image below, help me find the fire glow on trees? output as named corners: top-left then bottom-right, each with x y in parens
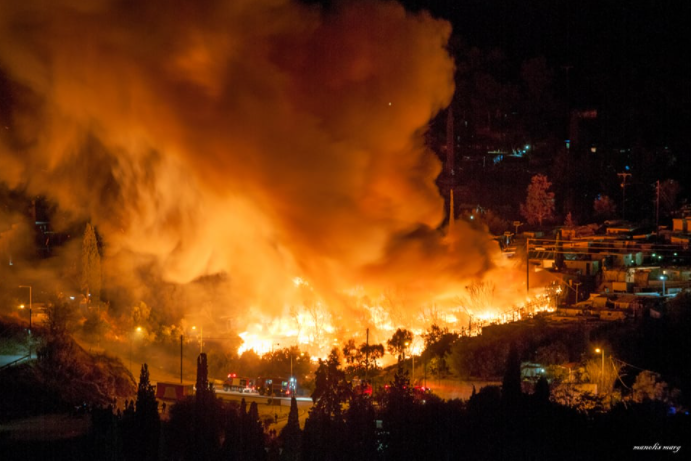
top-left (0, 0), bottom-right (558, 359)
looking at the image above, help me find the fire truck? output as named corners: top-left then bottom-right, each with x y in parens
top-left (256, 376), bottom-right (297, 397)
top-left (222, 373), bottom-right (256, 392)
top-left (352, 377), bottom-right (373, 396)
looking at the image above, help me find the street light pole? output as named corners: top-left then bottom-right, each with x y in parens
top-left (574, 282), bottom-right (581, 305)
top-left (130, 327), bottom-right (142, 373)
top-left (595, 348), bottom-right (605, 395)
top-left (19, 285), bottom-right (32, 331)
top-left (412, 353), bottom-right (415, 384)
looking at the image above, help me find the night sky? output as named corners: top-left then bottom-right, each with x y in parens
top-left (402, 0), bottom-right (689, 150)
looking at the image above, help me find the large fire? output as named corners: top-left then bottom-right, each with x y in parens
top-left (234, 274), bottom-right (560, 359)
top-left (0, 0), bottom-right (559, 360)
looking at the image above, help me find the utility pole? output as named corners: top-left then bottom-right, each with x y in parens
top-left (574, 281), bottom-right (581, 305)
top-left (655, 180), bottom-right (660, 232)
top-left (365, 328), bottom-right (369, 380)
top-left (617, 173), bottom-right (632, 220)
top-left (19, 285), bottom-right (32, 331)
top-left (180, 334), bottom-right (183, 384)
top-left (526, 238), bottom-right (530, 293)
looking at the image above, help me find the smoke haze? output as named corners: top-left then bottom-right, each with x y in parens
top-left (0, 0), bottom-right (525, 352)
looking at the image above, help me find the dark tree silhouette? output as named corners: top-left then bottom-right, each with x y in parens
top-left (387, 328), bottom-right (413, 363)
top-left (132, 363), bottom-right (160, 460)
top-left (191, 353), bottom-right (222, 460)
top-left (344, 392), bottom-right (378, 460)
top-left (221, 402), bottom-right (242, 460)
top-left (279, 397), bottom-right (302, 460)
top-left (243, 401), bottom-right (266, 460)
top-left (502, 343), bottom-right (522, 404)
top-left (81, 222), bottom-right (101, 302)
top-left (304, 348), bottom-right (351, 460)
top-left (310, 348), bottom-right (351, 418)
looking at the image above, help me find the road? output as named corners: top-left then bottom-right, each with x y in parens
top-left (213, 389), bottom-right (314, 429)
top-left (214, 387), bottom-right (312, 403)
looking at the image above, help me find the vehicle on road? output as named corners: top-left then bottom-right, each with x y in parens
top-left (256, 376), bottom-right (298, 397)
top-left (223, 373), bottom-right (256, 392)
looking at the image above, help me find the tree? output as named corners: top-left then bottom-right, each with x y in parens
top-left (192, 353), bottom-right (221, 459)
top-left (422, 324), bottom-right (458, 378)
top-left (520, 174), bottom-right (555, 226)
top-left (564, 212), bottom-right (576, 228)
top-left (534, 376), bottom-right (550, 404)
top-left (279, 397), bottom-right (302, 460)
top-left (359, 343), bottom-right (385, 372)
top-left (593, 195), bottom-right (617, 220)
top-left (244, 402), bottom-right (266, 460)
top-left (310, 348), bottom-right (351, 418)
top-left (423, 324), bottom-right (446, 349)
top-left (342, 339), bottom-right (361, 374)
top-left (304, 349), bottom-right (351, 460)
top-left (81, 223), bottom-right (102, 302)
top-left (123, 363), bottom-right (160, 460)
top-left (632, 371), bottom-right (670, 403)
top-left (502, 343), bottom-right (522, 404)
top-left (135, 363), bottom-right (159, 419)
top-left (387, 328), bottom-right (413, 363)
top-left (535, 341), bottom-right (569, 366)
top-left (343, 392), bottom-right (378, 460)
top-left (659, 179), bottom-right (681, 217)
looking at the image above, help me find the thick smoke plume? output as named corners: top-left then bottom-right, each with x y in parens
top-left (0, 0), bottom-right (524, 353)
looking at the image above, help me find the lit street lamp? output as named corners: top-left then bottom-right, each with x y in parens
top-left (130, 326), bottom-right (142, 373)
top-left (19, 286), bottom-right (32, 358)
top-left (660, 272), bottom-right (667, 296)
top-left (289, 351), bottom-right (303, 397)
top-left (595, 348), bottom-right (605, 395)
top-left (405, 341), bottom-right (414, 381)
top-left (412, 352), bottom-right (415, 383)
top-left (19, 285), bottom-right (32, 331)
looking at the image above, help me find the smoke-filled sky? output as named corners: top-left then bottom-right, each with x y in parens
top-left (0, 0), bottom-right (523, 346)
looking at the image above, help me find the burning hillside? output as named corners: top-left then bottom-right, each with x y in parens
top-left (0, 0), bottom-right (556, 358)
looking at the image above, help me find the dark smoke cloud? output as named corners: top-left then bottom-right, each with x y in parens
top-left (0, 0), bottom-right (513, 341)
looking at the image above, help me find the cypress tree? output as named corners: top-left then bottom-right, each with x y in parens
top-left (134, 363), bottom-right (160, 460)
top-left (279, 397), bottom-right (302, 460)
top-left (193, 353), bottom-right (218, 459)
top-left (502, 344), bottom-right (522, 404)
top-left (81, 223), bottom-right (101, 302)
top-left (246, 402), bottom-right (265, 460)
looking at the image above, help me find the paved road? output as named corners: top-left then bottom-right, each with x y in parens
top-left (214, 388), bottom-right (313, 404)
